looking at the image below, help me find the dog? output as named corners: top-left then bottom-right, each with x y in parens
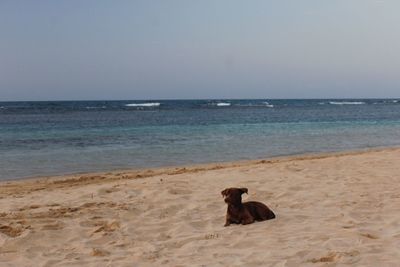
top-left (221, 187), bottom-right (275, 226)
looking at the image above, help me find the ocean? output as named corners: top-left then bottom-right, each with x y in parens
top-left (1, 99), bottom-right (400, 180)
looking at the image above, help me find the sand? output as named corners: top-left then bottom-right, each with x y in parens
top-left (1, 148), bottom-right (400, 266)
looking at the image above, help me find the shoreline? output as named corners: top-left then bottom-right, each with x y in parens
top-left (2, 145), bottom-right (399, 186)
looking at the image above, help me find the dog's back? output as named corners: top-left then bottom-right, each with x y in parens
top-left (243, 201), bottom-right (275, 221)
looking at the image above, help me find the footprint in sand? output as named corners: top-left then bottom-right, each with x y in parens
top-left (308, 250), bottom-right (360, 264)
top-left (308, 252), bottom-right (338, 263)
top-left (91, 248), bottom-right (110, 257)
top-left (0, 224), bottom-right (24, 237)
top-left (17, 204), bottom-right (41, 211)
top-left (41, 221), bottom-right (64, 231)
top-left (157, 233), bottom-right (172, 241)
top-left (360, 232), bottom-right (379, 239)
top-left (92, 221), bottom-right (120, 235)
top-left (97, 187), bottom-right (121, 195)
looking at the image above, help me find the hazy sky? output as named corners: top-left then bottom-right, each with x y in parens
top-left (1, 0), bottom-right (399, 101)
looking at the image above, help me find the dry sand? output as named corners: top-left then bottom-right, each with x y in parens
top-left (1, 148), bottom-right (400, 266)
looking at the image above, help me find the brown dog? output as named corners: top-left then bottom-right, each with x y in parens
top-left (221, 187), bottom-right (275, 226)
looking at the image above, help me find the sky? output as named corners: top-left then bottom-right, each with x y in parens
top-left (0, 0), bottom-right (399, 101)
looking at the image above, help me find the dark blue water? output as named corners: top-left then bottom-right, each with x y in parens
top-left (1, 99), bottom-right (400, 180)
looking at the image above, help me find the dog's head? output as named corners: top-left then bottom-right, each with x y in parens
top-left (221, 187), bottom-right (248, 205)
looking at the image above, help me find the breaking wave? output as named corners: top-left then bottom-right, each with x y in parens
top-left (215, 102), bottom-right (231, 107)
top-left (329, 101), bottom-right (365, 105)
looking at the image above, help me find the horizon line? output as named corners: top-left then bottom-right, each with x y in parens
top-left (1, 97), bottom-right (400, 102)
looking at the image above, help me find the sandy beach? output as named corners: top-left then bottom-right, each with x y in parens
top-left (1, 148), bottom-right (400, 266)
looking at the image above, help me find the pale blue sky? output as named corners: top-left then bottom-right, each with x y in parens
top-left (0, 0), bottom-right (399, 101)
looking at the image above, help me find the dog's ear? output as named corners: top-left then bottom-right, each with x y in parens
top-left (221, 188), bottom-right (229, 197)
top-left (239, 188), bottom-right (248, 194)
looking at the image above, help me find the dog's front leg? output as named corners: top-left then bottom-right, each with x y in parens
top-left (224, 215), bottom-right (232, 227)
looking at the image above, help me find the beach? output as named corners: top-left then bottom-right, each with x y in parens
top-left (1, 148), bottom-right (400, 266)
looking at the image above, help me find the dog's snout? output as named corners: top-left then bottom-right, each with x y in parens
top-left (223, 195), bottom-right (231, 203)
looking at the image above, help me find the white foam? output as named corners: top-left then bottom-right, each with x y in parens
top-left (262, 102), bottom-right (274, 108)
top-left (216, 102), bottom-right (231, 107)
top-left (125, 103), bottom-right (161, 107)
top-left (329, 101), bottom-right (365, 105)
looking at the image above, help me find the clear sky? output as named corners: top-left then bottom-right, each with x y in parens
top-left (1, 0), bottom-right (399, 101)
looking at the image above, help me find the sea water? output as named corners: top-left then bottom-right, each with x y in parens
top-left (1, 99), bottom-right (400, 180)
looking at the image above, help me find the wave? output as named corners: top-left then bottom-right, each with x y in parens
top-left (216, 102), bottom-right (231, 107)
top-left (371, 100), bottom-right (400, 105)
top-left (209, 102), bottom-right (274, 108)
top-left (236, 102), bottom-right (274, 108)
top-left (262, 102), bottom-right (274, 108)
top-left (125, 102), bottom-right (161, 107)
top-left (329, 101), bottom-right (365, 105)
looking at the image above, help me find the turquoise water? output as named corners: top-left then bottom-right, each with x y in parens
top-left (1, 99), bottom-right (400, 180)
